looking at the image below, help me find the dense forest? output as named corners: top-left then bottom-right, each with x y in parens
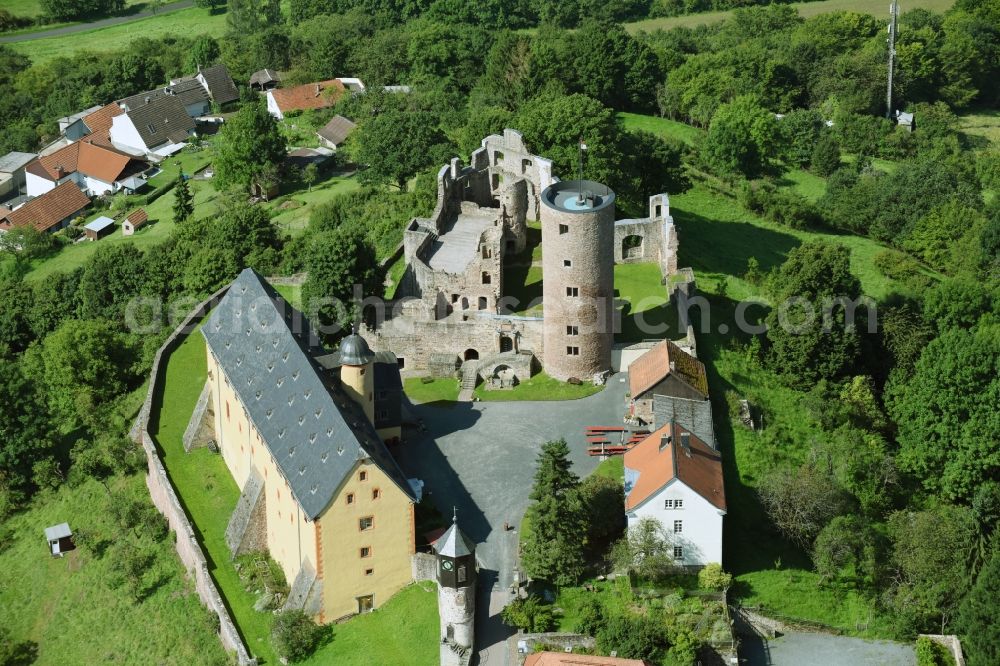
top-left (0, 0), bottom-right (998, 663)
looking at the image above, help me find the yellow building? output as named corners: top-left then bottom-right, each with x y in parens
top-left (203, 269), bottom-right (416, 623)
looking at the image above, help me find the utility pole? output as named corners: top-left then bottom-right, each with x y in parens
top-left (886, 0), bottom-right (899, 119)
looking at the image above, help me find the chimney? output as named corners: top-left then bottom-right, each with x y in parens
top-left (55, 166), bottom-right (65, 179)
top-left (680, 432), bottom-right (691, 457)
top-left (669, 360), bottom-right (676, 372)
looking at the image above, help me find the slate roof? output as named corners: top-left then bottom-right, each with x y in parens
top-left (269, 79), bottom-right (346, 114)
top-left (2, 181), bottom-right (89, 232)
top-left (80, 103), bottom-right (124, 147)
top-left (58, 106), bottom-right (102, 127)
top-left (119, 87), bottom-right (167, 111)
top-left (434, 521), bottom-right (475, 558)
top-left (317, 115), bottom-right (357, 145)
top-left (170, 78), bottom-right (210, 108)
top-left (0, 151), bottom-right (37, 173)
top-left (624, 421), bottom-right (726, 512)
top-left (123, 96), bottom-right (196, 149)
top-left (652, 394), bottom-right (715, 449)
top-left (28, 141), bottom-right (143, 183)
top-left (198, 64), bottom-right (240, 105)
top-left (202, 269), bottom-right (415, 519)
top-left (629, 339), bottom-right (708, 399)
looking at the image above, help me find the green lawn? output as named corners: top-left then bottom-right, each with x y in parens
top-left (591, 455), bottom-right (625, 482)
top-left (299, 583), bottom-right (439, 666)
top-left (473, 371), bottom-right (603, 401)
top-left (272, 283), bottom-right (303, 309)
top-left (24, 178), bottom-right (222, 281)
top-left (10, 6), bottom-right (228, 63)
top-left (0, 474), bottom-right (228, 663)
top-left (150, 330), bottom-right (280, 663)
top-left (625, 0), bottom-right (955, 34)
top-left (403, 377), bottom-right (461, 404)
top-left (3, 0), bottom-right (146, 19)
top-left (268, 172), bottom-right (360, 234)
top-left (957, 108), bottom-right (1000, 148)
top-left (776, 168), bottom-right (828, 202)
top-left (614, 262), bottom-right (681, 343)
top-left (384, 255), bottom-right (406, 299)
top-left (619, 112), bottom-right (703, 147)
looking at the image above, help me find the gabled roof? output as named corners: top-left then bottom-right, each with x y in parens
top-left (58, 106), bottom-right (102, 127)
top-left (629, 339), bottom-right (708, 399)
top-left (84, 216), bottom-right (115, 232)
top-left (0, 151), bottom-right (36, 173)
top-left (250, 68), bottom-right (283, 86)
top-left (26, 141), bottom-right (142, 184)
top-left (80, 103), bottom-right (124, 147)
top-left (197, 64), bottom-right (240, 105)
top-left (169, 78), bottom-right (210, 108)
top-left (201, 269), bottom-right (415, 519)
top-left (317, 115), bottom-right (357, 145)
top-left (123, 96), bottom-right (196, 149)
top-left (119, 88), bottom-right (167, 111)
top-left (434, 520), bottom-right (475, 558)
top-left (624, 421), bottom-right (726, 512)
top-left (269, 79), bottom-right (346, 114)
top-left (2, 181), bottom-right (89, 232)
top-left (125, 208), bottom-right (148, 228)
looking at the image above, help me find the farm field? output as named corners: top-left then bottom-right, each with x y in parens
top-left (9, 6), bottom-right (227, 63)
top-left (625, 0), bottom-right (956, 34)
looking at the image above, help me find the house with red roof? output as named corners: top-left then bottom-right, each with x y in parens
top-left (623, 421), bottom-right (726, 567)
top-left (264, 79), bottom-right (350, 120)
top-left (627, 339), bottom-right (708, 426)
top-left (24, 140), bottom-right (147, 198)
top-left (0, 181), bottom-right (90, 234)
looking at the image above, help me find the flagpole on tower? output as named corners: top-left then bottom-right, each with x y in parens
top-left (578, 137), bottom-right (587, 203)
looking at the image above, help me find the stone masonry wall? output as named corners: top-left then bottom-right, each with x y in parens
top-left (131, 284), bottom-right (257, 666)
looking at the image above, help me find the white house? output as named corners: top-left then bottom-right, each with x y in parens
top-left (624, 421), bottom-right (726, 567)
top-left (110, 95), bottom-right (196, 157)
top-left (24, 141), bottom-right (147, 198)
top-left (265, 78), bottom-right (354, 120)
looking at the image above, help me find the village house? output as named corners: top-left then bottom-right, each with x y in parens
top-left (193, 64), bottom-right (240, 107)
top-left (24, 140), bottom-right (148, 198)
top-left (0, 180), bottom-right (89, 234)
top-left (0, 151), bottom-right (37, 200)
top-left (628, 339), bottom-right (709, 427)
top-left (57, 105), bottom-right (102, 140)
top-left (203, 269), bottom-right (416, 623)
top-left (110, 95), bottom-right (196, 158)
top-left (74, 103), bottom-right (125, 148)
top-left (249, 68), bottom-right (284, 91)
top-left (265, 79), bottom-right (351, 120)
top-left (84, 215), bottom-right (115, 240)
top-left (316, 115), bottom-right (357, 151)
top-left (624, 421), bottom-right (726, 567)
top-left (121, 208), bottom-right (148, 236)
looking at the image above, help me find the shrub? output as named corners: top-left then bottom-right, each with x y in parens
top-left (574, 596), bottom-right (605, 637)
top-left (697, 563), bottom-right (732, 591)
top-left (915, 636), bottom-right (953, 666)
top-left (271, 610), bottom-right (324, 662)
top-left (501, 595), bottom-right (555, 632)
top-left (738, 181), bottom-right (821, 229)
top-left (811, 134), bottom-right (841, 176)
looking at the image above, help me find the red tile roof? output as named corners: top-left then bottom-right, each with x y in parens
top-left (125, 207), bottom-right (148, 228)
top-left (2, 181), bottom-right (90, 232)
top-left (28, 140), bottom-right (139, 184)
top-left (628, 340), bottom-right (708, 399)
top-left (524, 653), bottom-right (651, 666)
top-left (624, 421), bottom-right (726, 512)
top-left (81, 103), bottom-right (124, 147)
top-left (269, 79), bottom-right (346, 114)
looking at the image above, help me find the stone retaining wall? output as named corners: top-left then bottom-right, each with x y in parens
top-left (920, 634), bottom-right (966, 666)
top-left (131, 284), bottom-right (258, 665)
top-left (412, 552), bottom-right (437, 582)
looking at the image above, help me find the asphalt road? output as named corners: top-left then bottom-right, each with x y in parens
top-left (0, 1), bottom-right (195, 44)
top-left (741, 632), bottom-right (917, 665)
top-left (396, 374), bottom-right (630, 666)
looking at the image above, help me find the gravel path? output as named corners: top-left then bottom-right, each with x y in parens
top-left (0, 1), bottom-right (194, 44)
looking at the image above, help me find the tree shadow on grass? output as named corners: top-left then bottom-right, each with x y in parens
top-left (3, 641), bottom-right (38, 666)
top-left (673, 205), bottom-right (802, 277)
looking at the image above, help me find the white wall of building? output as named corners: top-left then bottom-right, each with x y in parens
top-left (83, 175), bottom-right (114, 196)
top-left (265, 92), bottom-right (283, 120)
top-left (626, 479), bottom-right (724, 566)
top-left (25, 171), bottom-right (57, 197)
top-left (109, 116), bottom-right (149, 155)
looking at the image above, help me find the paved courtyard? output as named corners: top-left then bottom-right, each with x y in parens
top-left (394, 374), bottom-right (630, 665)
top-left (741, 632), bottom-right (916, 665)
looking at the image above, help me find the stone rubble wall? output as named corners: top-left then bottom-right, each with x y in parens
top-left (919, 634), bottom-right (966, 666)
top-left (181, 380), bottom-right (212, 452)
top-left (412, 552), bottom-right (438, 582)
top-left (131, 284), bottom-right (258, 666)
top-left (224, 468), bottom-right (266, 557)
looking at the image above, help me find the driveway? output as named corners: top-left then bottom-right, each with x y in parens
top-left (741, 632), bottom-right (916, 666)
top-left (395, 374), bottom-right (630, 665)
top-left (0, 1), bottom-right (194, 44)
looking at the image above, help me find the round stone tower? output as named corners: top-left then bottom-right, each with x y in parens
top-left (540, 180), bottom-right (616, 381)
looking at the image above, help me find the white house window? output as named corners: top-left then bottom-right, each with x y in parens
top-left (673, 546), bottom-right (683, 559)
top-left (664, 499), bottom-right (684, 509)
top-left (673, 520), bottom-right (683, 533)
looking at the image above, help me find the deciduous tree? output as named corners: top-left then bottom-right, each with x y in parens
top-left (214, 99), bottom-right (286, 193)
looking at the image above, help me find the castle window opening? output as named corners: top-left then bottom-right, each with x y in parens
top-left (500, 335), bottom-right (514, 353)
top-left (464, 349), bottom-right (479, 361)
top-left (359, 516), bottom-right (374, 531)
top-left (494, 151), bottom-right (504, 164)
top-left (482, 272), bottom-right (491, 285)
top-left (622, 234), bottom-right (643, 259)
top-left (655, 204), bottom-right (662, 218)
top-left (566, 287), bottom-right (579, 297)
top-left (563, 259), bottom-right (572, 267)
top-left (365, 568), bottom-right (374, 576)
top-left (521, 158), bottom-right (532, 173)
top-left (478, 297), bottom-right (488, 310)
top-left (567, 346), bottom-right (580, 356)
top-left (567, 325), bottom-right (579, 336)
top-left (559, 224), bottom-right (568, 235)
top-left (357, 595), bottom-right (374, 614)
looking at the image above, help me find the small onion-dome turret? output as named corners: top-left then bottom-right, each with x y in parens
top-left (339, 325), bottom-right (374, 366)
